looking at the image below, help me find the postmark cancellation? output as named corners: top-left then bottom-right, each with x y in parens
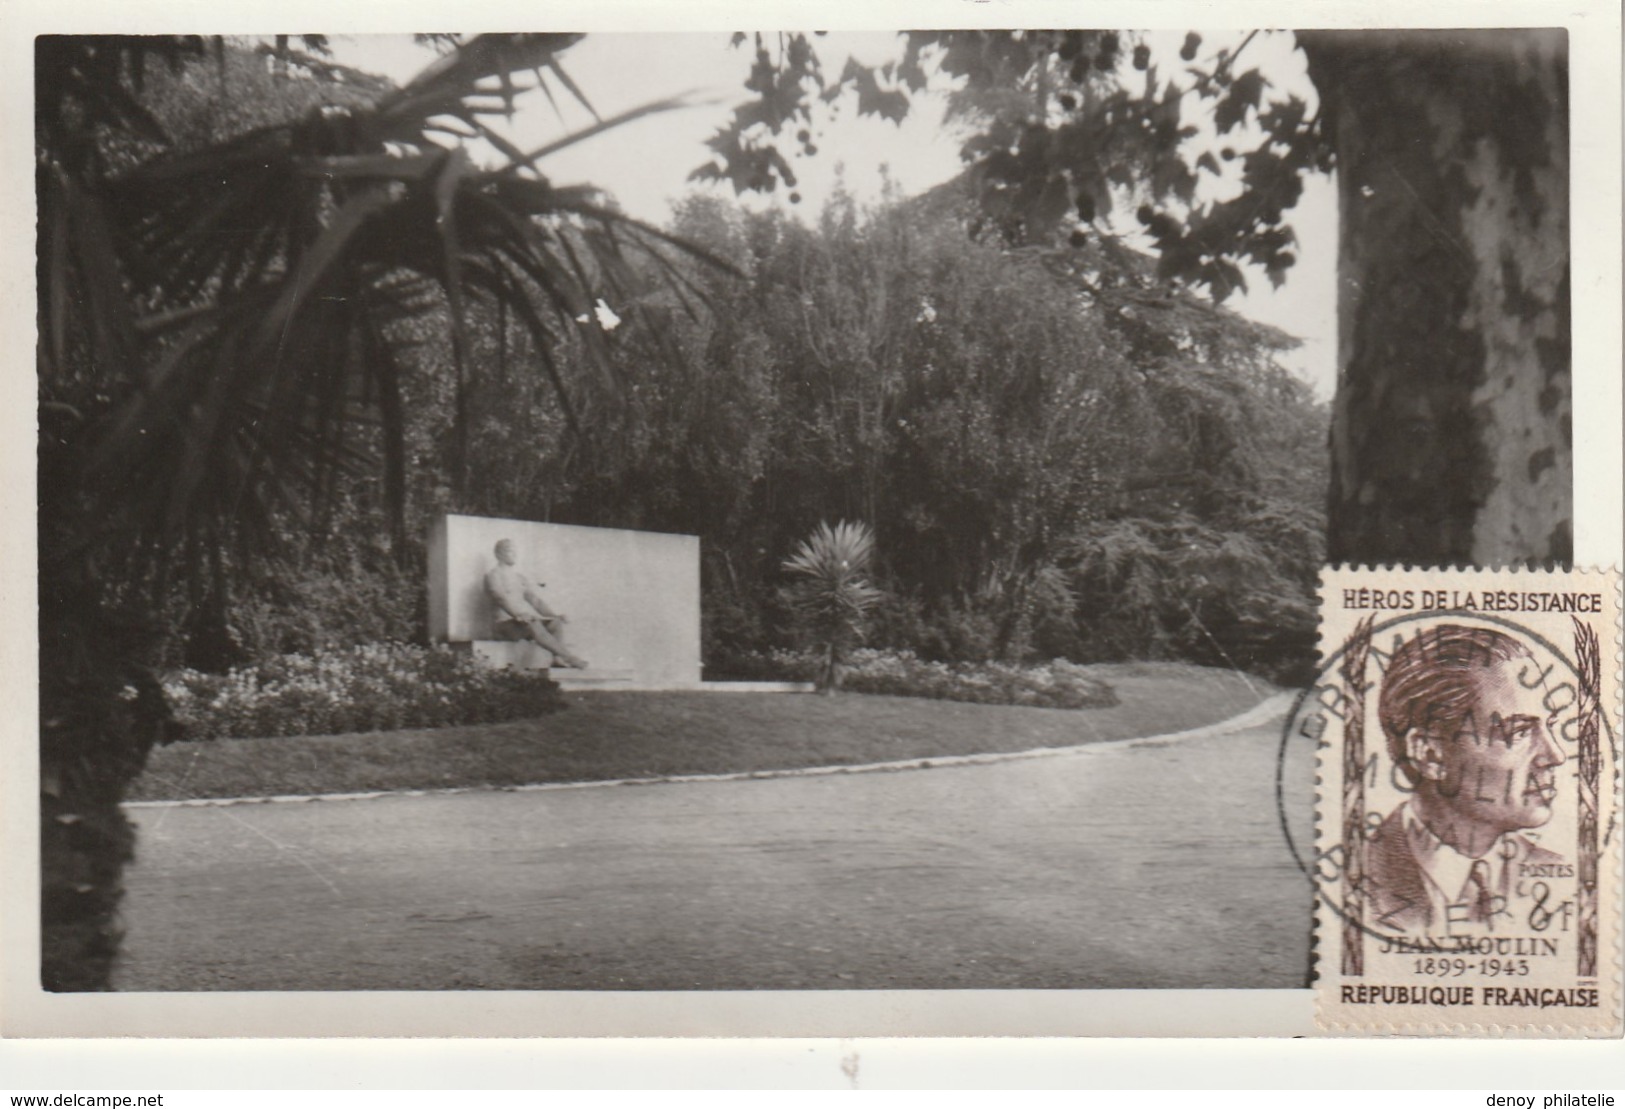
top-left (1305, 565), bottom-right (1621, 1035)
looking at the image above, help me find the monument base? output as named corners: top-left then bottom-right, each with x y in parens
top-left (463, 641), bottom-right (635, 688)
top-left (468, 639), bottom-right (553, 671)
top-left (551, 669), bottom-right (636, 690)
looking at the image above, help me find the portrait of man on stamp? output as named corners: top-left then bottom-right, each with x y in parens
top-left (1366, 625), bottom-right (1570, 935)
top-left (1311, 568), bottom-right (1617, 1036)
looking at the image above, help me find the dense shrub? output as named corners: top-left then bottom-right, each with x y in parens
top-left (229, 549), bottom-right (423, 665)
top-left (162, 643), bottom-right (563, 741)
top-left (1066, 510), bottom-right (1321, 684)
top-left (524, 198), bottom-right (1326, 681)
top-left (708, 648), bottom-right (1117, 709)
top-left (141, 502), bottom-right (427, 675)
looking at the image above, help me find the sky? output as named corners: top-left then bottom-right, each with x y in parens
top-left (330, 31), bottom-right (1337, 397)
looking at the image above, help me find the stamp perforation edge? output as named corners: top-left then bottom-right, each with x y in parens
top-left (1305, 564), bottom-right (1622, 1036)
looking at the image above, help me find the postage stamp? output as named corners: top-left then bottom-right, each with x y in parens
top-left (1299, 565), bottom-right (1621, 1035)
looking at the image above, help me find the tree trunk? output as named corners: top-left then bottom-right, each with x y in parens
top-left (1302, 30), bottom-right (1571, 567)
top-left (39, 559), bottom-right (175, 990)
top-left (821, 640), bottom-right (840, 695)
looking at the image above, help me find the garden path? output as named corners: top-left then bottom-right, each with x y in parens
top-left (114, 697), bottom-right (1313, 991)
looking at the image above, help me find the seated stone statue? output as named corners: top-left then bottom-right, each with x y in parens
top-left (484, 538), bottom-right (589, 669)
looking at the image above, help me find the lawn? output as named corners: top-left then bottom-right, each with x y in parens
top-left (127, 662), bottom-right (1276, 803)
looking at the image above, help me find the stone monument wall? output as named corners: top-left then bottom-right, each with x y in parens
top-left (427, 514), bottom-right (701, 687)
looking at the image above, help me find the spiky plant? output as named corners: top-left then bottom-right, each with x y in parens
top-left (781, 520), bottom-right (883, 694)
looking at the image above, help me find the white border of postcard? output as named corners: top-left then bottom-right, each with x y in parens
top-left (2, 0), bottom-right (1620, 1085)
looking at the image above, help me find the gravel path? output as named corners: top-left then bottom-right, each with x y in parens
top-left (114, 697), bottom-right (1314, 991)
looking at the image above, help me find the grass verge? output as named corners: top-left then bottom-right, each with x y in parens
top-left (128, 662), bottom-right (1274, 802)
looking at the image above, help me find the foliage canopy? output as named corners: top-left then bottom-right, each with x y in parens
top-left (696, 30), bottom-right (1332, 301)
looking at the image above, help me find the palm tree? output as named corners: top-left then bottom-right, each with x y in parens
top-left (781, 520), bottom-right (883, 694)
top-left (36, 34), bottom-right (728, 989)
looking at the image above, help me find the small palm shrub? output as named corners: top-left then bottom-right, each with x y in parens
top-left (781, 520), bottom-right (883, 694)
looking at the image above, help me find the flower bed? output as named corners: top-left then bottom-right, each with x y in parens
top-left (162, 642), bottom-right (563, 741)
top-left (709, 648), bottom-right (1117, 709)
